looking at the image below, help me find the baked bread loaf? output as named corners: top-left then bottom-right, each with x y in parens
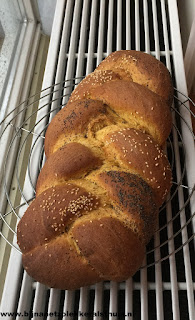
top-left (17, 50), bottom-right (173, 289)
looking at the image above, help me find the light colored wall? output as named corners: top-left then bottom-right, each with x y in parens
top-left (177, 0), bottom-right (195, 92)
top-left (37, 0), bottom-right (57, 36)
top-left (177, 0), bottom-right (195, 53)
top-left (0, 0), bottom-right (22, 100)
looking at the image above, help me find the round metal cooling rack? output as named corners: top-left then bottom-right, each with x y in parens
top-left (0, 78), bottom-right (195, 269)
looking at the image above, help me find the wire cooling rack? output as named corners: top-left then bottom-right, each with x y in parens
top-left (0, 79), bottom-right (194, 270)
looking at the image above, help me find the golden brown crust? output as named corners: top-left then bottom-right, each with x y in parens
top-left (96, 50), bottom-right (173, 105)
top-left (102, 128), bottom-right (172, 206)
top-left (22, 235), bottom-right (102, 289)
top-left (17, 184), bottom-right (100, 253)
top-left (36, 143), bottom-right (102, 196)
top-left (89, 80), bottom-right (172, 145)
top-left (45, 81), bottom-right (172, 158)
top-left (44, 99), bottom-right (107, 157)
top-left (17, 50), bottom-right (173, 290)
top-left (71, 216), bottom-right (145, 281)
top-left (96, 171), bottom-right (158, 244)
top-left (70, 70), bottom-right (122, 103)
top-left (18, 176), bottom-right (151, 288)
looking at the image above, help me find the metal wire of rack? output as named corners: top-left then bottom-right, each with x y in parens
top-left (0, 79), bottom-right (194, 270)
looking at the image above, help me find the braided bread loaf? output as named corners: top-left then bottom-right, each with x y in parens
top-left (17, 50), bottom-right (173, 290)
